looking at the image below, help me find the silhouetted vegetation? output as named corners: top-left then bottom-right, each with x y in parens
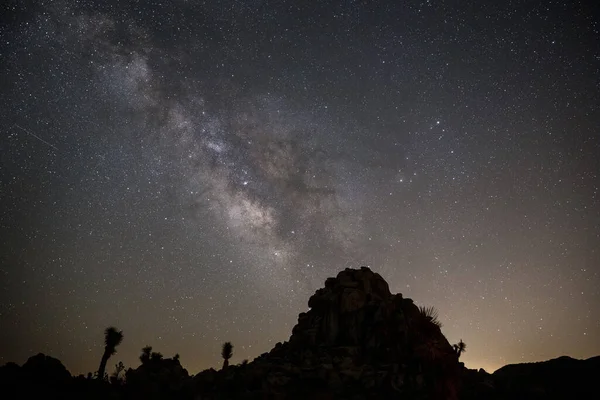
top-left (110, 361), bottom-right (125, 385)
top-left (140, 346), bottom-right (152, 364)
top-left (97, 327), bottom-right (123, 381)
top-left (418, 305), bottom-right (443, 328)
top-left (454, 339), bottom-right (467, 359)
top-left (221, 341), bottom-right (233, 369)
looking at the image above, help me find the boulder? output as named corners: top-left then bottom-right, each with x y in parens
top-left (193, 266), bottom-right (461, 399)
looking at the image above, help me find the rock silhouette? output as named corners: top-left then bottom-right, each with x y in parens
top-left (193, 266), bottom-right (461, 399)
top-left (0, 353), bottom-right (75, 400)
top-left (126, 353), bottom-right (190, 400)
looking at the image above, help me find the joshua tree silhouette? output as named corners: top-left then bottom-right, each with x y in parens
top-left (111, 361), bottom-right (125, 384)
top-left (221, 342), bottom-right (233, 369)
top-left (454, 339), bottom-right (467, 358)
top-left (140, 346), bottom-right (152, 364)
top-left (97, 327), bottom-right (123, 380)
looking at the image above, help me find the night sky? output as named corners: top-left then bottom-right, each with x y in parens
top-left (1, 0), bottom-right (598, 375)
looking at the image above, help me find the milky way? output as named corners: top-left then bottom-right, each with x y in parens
top-left (1, 1), bottom-right (598, 374)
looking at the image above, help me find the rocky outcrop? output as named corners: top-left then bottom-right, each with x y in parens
top-left (126, 356), bottom-right (190, 399)
top-left (194, 266), bottom-right (462, 399)
top-left (22, 353), bottom-right (72, 384)
top-left (0, 353), bottom-right (77, 400)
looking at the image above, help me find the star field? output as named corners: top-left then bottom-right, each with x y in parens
top-left (1, 0), bottom-right (598, 374)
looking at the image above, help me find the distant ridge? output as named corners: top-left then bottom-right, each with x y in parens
top-left (462, 355), bottom-right (600, 399)
top-left (494, 354), bottom-right (600, 374)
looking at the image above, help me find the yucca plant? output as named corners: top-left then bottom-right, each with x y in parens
top-left (418, 305), bottom-right (443, 328)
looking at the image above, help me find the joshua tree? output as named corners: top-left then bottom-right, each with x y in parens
top-left (111, 361), bottom-right (125, 384)
top-left (454, 339), bottom-right (467, 358)
top-left (221, 342), bottom-right (233, 369)
top-left (97, 327), bottom-right (123, 380)
top-left (150, 352), bottom-right (164, 362)
top-left (140, 346), bottom-right (152, 364)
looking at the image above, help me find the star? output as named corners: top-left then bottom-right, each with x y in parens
top-left (0, 0), bottom-right (597, 377)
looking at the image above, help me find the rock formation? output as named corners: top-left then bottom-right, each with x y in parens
top-left (0, 353), bottom-right (75, 400)
top-left (126, 355), bottom-right (190, 399)
top-left (22, 353), bottom-right (72, 384)
top-left (194, 266), bottom-right (462, 399)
